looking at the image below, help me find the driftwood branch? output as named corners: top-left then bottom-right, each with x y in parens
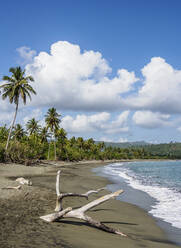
top-left (55, 170), bottom-right (104, 212)
top-left (40, 207), bottom-right (72, 222)
top-left (41, 170), bottom-right (126, 236)
top-left (2, 185), bottom-right (22, 190)
top-left (82, 214), bottom-right (127, 236)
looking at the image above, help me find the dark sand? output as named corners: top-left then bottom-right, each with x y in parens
top-left (0, 161), bottom-right (180, 248)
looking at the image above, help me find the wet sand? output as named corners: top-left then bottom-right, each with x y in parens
top-left (0, 161), bottom-right (179, 248)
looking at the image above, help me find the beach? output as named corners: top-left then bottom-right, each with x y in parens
top-left (0, 161), bottom-right (179, 248)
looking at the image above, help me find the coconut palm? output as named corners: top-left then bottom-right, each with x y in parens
top-left (26, 118), bottom-right (40, 136)
top-left (56, 128), bottom-right (67, 150)
top-left (69, 136), bottom-right (76, 147)
top-left (40, 127), bottom-right (50, 143)
top-left (13, 124), bottom-right (26, 141)
top-left (0, 67), bottom-right (36, 150)
top-left (45, 108), bottom-right (61, 160)
top-left (56, 128), bottom-right (68, 160)
top-left (77, 137), bottom-right (84, 150)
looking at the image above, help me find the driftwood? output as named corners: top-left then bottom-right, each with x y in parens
top-left (15, 177), bottom-right (32, 186)
top-left (40, 170), bottom-right (126, 236)
top-left (2, 185), bottom-right (22, 190)
top-left (1, 177), bottom-right (32, 191)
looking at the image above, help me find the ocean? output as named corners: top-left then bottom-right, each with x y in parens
top-left (93, 160), bottom-right (181, 245)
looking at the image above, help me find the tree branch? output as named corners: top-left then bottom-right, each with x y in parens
top-left (40, 170), bottom-right (126, 236)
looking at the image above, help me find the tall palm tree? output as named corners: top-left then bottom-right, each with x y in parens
top-left (0, 67), bottom-right (36, 150)
top-left (45, 108), bottom-right (61, 160)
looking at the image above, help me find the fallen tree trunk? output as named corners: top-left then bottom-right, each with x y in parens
top-left (40, 170), bottom-right (126, 236)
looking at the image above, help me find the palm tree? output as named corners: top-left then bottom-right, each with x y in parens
top-left (40, 127), bottom-right (50, 143)
top-left (56, 128), bottom-right (68, 160)
top-left (13, 124), bottom-right (26, 141)
top-left (45, 108), bottom-right (61, 160)
top-left (26, 118), bottom-right (40, 145)
top-left (0, 67), bottom-right (36, 150)
top-left (69, 136), bottom-right (76, 147)
top-left (26, 118), bottom-right (40, 136)
top-left (77, 137), bottom-right (84, 150)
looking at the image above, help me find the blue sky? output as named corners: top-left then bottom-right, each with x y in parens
top-left (1, 0), bottom-right (181, 143)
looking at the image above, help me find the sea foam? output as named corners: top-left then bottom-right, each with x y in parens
top-left (103, 163), bottom-right (181, 229)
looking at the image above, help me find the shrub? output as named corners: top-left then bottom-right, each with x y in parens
top-left (5, 141), bottom-right (47, 164)
top-left (0, 145), bottom-right (5, 162)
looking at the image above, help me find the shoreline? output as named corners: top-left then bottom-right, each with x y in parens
top-left (0, 160), bottom-right (179, 248)
top-left (93, 161), bottom-right (181, 246)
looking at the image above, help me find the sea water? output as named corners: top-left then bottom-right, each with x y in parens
top-left (93, 160), bottom-right (181, 244)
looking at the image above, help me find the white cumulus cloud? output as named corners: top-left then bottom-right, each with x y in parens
top-left (125, 57), bottom-right (181, 114)
top-left (62, 111), bottom-right (129, 135)
top-left (133, 111), bottom-right (171, 129)
top-left (25, 41), bottom-right (138, 111)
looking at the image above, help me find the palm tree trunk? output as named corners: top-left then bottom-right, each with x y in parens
top-left (48, 142), bottom-right (50, 160)
top-left (5, 103), bottom-right (18, 150)
top-left (54, 134), bottom-right (56, 160)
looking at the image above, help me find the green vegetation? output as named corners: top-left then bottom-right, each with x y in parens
top-left (1, 113), bottom-right (181, 164)
top-left (143, 142), bottom-right (181, 159)
top-left (0, 112), bottom-right (150, 163)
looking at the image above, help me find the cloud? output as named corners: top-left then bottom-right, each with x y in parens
top-left (133, 111), bottom-right (171, 129)
top-left (22, 108), bottom-right (43, 125)
top-left (118, 137), bottom-right (128, 143)
top-left (62, 112), bottom-right (110, 133)
top-left (124, 57), bottom-right (181, 114)
top-left (62, 111), bottom-right (129, 136)
top-left (0, 111), bottom-right (13, 125)
top-left (17, 46), bottom-right (37, 64)
top-left (177, 127), bottom-right (181, 132)
top-left (0, 96), bottom-right (15, 125)
top-left (102, 111), bottom-right (130, 134)
top-left (98, 137), bottom-right (128, 143)
top-left (25, 41), bottom-right (138, 111)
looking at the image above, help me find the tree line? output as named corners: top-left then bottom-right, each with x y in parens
top-left (0, 116), bottom-right (155, 164)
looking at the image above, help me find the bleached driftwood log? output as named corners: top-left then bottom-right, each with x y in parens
top-left (40, 170), bottom-right (126, 236)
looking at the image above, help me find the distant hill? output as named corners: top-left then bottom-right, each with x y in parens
top-left (96, 141), bottom-right (149, 148)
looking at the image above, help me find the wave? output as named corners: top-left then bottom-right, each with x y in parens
top-left (103, 163), bottom-right (181, 229)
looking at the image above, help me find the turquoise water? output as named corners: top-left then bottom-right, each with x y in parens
top-left (101, 160), bottom-right (181, 229)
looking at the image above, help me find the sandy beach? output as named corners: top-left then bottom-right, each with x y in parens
top-left (0, 161), bottom-right (179, 248)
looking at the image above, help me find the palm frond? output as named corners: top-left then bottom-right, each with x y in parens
top-left (2, 76), bottom-right (15, 83)
top-left (25, 75), bottom-right (34, 82)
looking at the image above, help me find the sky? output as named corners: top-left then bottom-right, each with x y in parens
top-left (1, 0), bottom-right (181, 143)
